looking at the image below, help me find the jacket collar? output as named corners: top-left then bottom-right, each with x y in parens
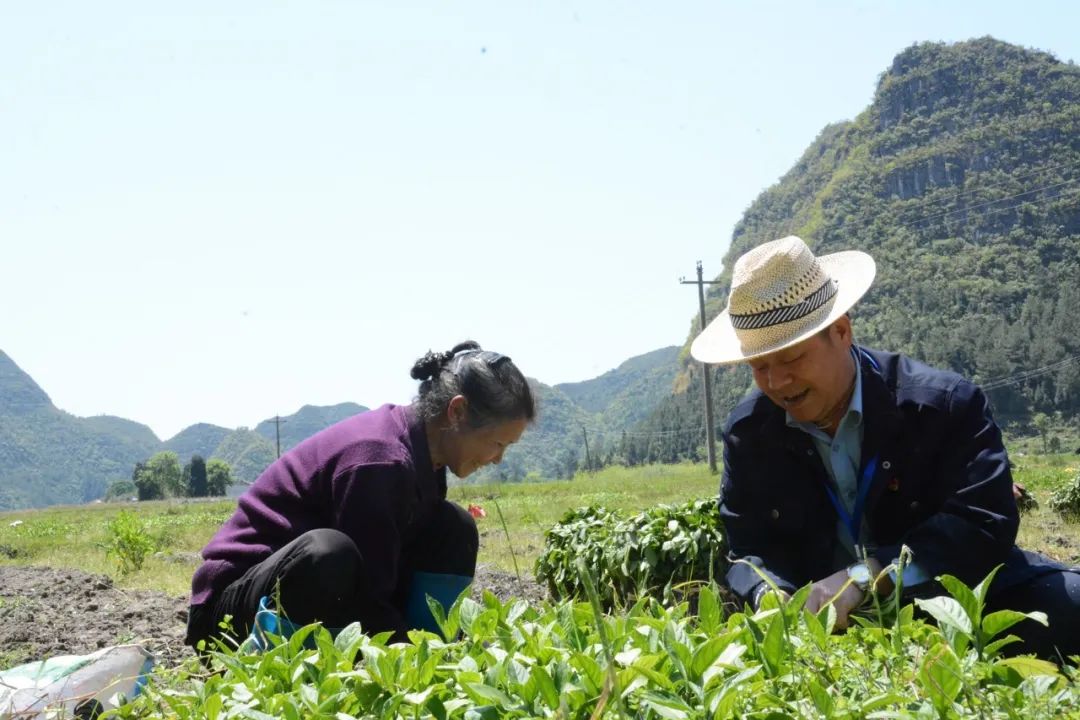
top-left (403, 404), bottom-right (447, 500)
top-left (854, 346), bottom-right (905, 461)
top-left (760, 346), bottom-right (904, 477)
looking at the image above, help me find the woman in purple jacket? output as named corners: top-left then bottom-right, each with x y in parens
top-left (185, 341), bottom-right (534, 650)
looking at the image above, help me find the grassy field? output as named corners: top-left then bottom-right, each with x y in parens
top-left (0, 457), bottom-right (1077, 598)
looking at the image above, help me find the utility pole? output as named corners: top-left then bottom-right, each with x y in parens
top-left (580, 424), bottom-right (592, 472)
top-left (680, 261), bottom-right (721, 474)
top-left (274, 415), bottom-right (288, 459)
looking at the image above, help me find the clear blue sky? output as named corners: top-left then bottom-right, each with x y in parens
top-left (3, 1), bottom-right (1078, 440)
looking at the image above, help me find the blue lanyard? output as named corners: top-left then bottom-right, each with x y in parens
top-left (821, 455), bottom-right (878, 545)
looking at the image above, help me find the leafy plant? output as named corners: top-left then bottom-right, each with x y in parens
top-left (915, 565), bottom-right (1049, 661)
top-left (1049, 472), bottom-right (1080, 520)
top-left (1016, 483), bottom-right (1040, 514)
top-left (535, 498), bottom-right (727, 608)
top-left (102, 510), bottom-right (156, 575)
top-left (106, 569), bottom-right (1080, 720)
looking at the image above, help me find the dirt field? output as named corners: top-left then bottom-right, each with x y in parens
top-left (0, 564), bottom-right (548, 671)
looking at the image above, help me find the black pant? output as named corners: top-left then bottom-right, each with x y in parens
top-left (186, 499), bottom-right (478, 649)
top-left (985, 568), bottom-right (1080, 661)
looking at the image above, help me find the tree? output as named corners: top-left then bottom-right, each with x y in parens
top-left (146, 451), bottom-right (184, 497)
top-left (187, 455), bottom-right (208, 497)
top-left (104, 479), bottom-right (137, 502)
top-left (132, 461), bottom-right (162, 501)
top-left (206, 459), bottom-right (233, 497)
top-left (1033, 412), bottom-right (1051, 454)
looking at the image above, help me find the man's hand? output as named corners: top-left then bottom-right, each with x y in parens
top-left (804, 568), bottom-right (865, 629)
top-left (804, 559), bottom-right (893, 630)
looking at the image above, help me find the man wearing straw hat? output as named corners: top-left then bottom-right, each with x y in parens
top-left (692, 236), bottom-right (1079, 660)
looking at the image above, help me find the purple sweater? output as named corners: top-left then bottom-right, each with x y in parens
top-left (190, 404), bottom-right (446, 618)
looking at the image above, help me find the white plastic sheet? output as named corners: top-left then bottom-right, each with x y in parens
top-left (0, 645), bottom-right (153, 719)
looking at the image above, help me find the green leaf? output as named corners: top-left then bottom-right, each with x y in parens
top-left (994, 656), bottom-right (1062, 679)
top-left (760, 612), bottom-right (786, 678)
top-left (464, 683), bottom-right (515, 708)
top-left (698, 584), bottom-right (721, 634)
top-left (981, 609), bottom-right (1048, 641)
top-left (801, 608), bottom-right (827, 649)
top-left (458, 597), bottom-right (482, 637)
top-left (918, 643), bottom-right (964, 714)
top-left (971, 564), bottom-right (1004, 607)
top-left (914, 596), bottom-right (973, 636)
top-left (938, 574), bottom-right (982, 627)
top-left (642, 693), bottom-right (692, 719)
top-left (785, 583), bottom-right (812, 615)
top-left (531, 666), bottom-right (560, 709)
top-left (860, 692), bottom-right (907, 713)
top-left (689, 632), bottom-right (735, 682)
top-left (807, 678), bottom-right (833, 716)
top-left (202, 691), bottom-right (222, 720)
top-left (332, 622), bottom-right (366, 663)
top-left (983, 634), bottom-right (1023, 658)
top-left (403, 686), bottom-right (434, 705)
top-left (425, 594), bottom-right (451, 640)
top-left (817, 602), bottom-right (837, 635)
top-left (629, 657), bottom-right (677, 691)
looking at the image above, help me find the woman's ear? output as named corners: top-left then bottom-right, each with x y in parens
top-left (446, 394), bottom-right (469, 430)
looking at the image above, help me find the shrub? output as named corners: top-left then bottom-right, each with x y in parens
top-left (107, 568), bottom-right (1080, 720)
top-left (1049, 472), bottom-right (1080, 520)
top-left (535, 498), bottom-right (726, 608)
top-left (103, 510), bottom-right (156, 575)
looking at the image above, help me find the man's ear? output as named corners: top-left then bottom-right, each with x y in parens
top-left (833, 314), bottom-right (853, 345)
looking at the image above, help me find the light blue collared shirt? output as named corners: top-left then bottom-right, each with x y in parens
top-left (786, 348), bottom-right (928, 586)
top-left (786, 352), bottom-right (866, 562)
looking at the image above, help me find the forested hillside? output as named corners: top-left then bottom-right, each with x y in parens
top-left (0, 350), bottom-right (160, 509)
top-left (0, 342), bottom-right (680, 504)
top-left (634, 37), bottom-right (1080, 461)
top-left (253, 403), bottom-right (368, 453)
top-left (468, 348), bottom-right (682, 482)
top-left (162, 423), bottom-right (232, 461)
top-left (0, 350), bottom-right (372, 509)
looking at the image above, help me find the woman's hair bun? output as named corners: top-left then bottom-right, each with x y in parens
top-left (410, 351), bottom-right (447, 381)
top-left (410, 340), bottom-right (481, 381)
top-left (450, 340), bottom-right (481, 355)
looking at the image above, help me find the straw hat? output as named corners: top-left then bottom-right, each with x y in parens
top-left (690, 236), bottom-right (876, 365)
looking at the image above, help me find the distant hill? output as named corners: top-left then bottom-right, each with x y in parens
top-left (254, 403), bottom-right (367, 454)
top-left (469, 347), bottom-right (682, 483)
top-left (210, 428), bottom-right (277, 488)
top-left (472, 380), bottom-right (597, 482)
top-left (156, 404), bottom-right (370, 488)
top-left (0, 351), bottom-right (160, 510)
top-left (635, 37), bottom-right (1080, 462)
top-left (556, 346), bottom-right (680, 428)
top-left (0, 350), bottom-right (374, 510)
top-left (0, 343), bottom-right (680, 506)
top-left (163, 423), bottom-right (231, 461)
top-left (210, 403), bottom-right (369, 486)
top-left (0, 350), bottom-right (53, 414)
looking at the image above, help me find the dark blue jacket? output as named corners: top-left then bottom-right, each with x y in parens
top-left (720, 346), bottom-right (1063, 605)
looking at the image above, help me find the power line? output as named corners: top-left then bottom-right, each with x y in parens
top-left (892, 157), bottom-right (1080, 213)
top-left (982, 354), bottom-right (1080, 392)
top-left (616, 427), bottom-right (707, 437)
top-left (884, 159), bottom-right (1080, 226)
top-left (818, 172), bottom-right (1080, 239)
top-left (904, 176), bottom-right (1080, 228)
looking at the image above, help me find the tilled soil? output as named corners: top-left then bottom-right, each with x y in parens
top-left (0, 564), bottom-right (548, 671)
